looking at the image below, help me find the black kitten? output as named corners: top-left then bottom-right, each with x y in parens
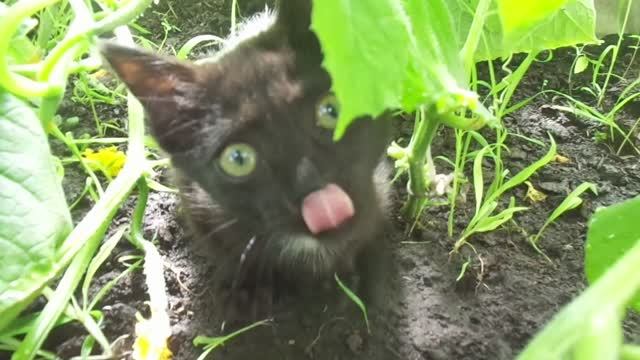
top-left (101, 0), bottom-right (391, 313)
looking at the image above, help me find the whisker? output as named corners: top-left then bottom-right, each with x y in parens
top-left (200, 218), bottom-right (239, 238)
top-left (232, 235), bottom-right (257, 291)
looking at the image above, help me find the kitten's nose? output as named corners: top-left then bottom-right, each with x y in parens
top-left (295, 157), bottom-right (323, 198)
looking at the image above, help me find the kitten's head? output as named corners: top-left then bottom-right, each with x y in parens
top-left (101, 0), bottom-right (391, 278)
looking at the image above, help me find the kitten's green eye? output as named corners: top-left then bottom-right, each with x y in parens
top-left (218, 143), bottom-right (257, 177)
top-left (316, 94), bottom-right (340, 130)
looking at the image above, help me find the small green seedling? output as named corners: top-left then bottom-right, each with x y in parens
top-left (194, 320), bottom-right (272, 360)
top-left (335, 273), bottom-right (370, 334)
top-left (529, 182), bottom-right (598, 258)
top-left (454, 135), bottom-right (557, 252)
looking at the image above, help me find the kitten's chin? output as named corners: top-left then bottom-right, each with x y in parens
top-left (275, 233), bottom-right (343, 277)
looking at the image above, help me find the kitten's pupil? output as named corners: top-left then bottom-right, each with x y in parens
top-left (321, 104), bottom-right (337, 118)
top-left (230, 150), bottom-right (245, 165)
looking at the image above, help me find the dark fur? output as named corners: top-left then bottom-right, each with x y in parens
top-left (100, 0), bottom-right (392, 315)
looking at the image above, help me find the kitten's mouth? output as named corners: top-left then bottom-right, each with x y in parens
top-left (301, 183), bottom-right (355, 235)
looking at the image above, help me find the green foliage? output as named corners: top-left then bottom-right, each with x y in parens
top-left (585, 196), bottom-right (640, 312)
top-left (497, 0), bottom-right (569, 36)
top-left (0, 91), bottom-right (72, 332)
top-left (517, 197), bottom-right (640, 359)
top-left (312, 0), bottom-right (596, 224)
top-left (455, 135), bottom-right (557, 251)
top-left (194, 320), bottom-right (271, 360)
top-left (529, 182), bottom-right (598, 256)
top-left (311, 0), bottom-right (491, 140)
top-left (335, 273), bottom-right (370, 333)
top-left (0, 0), bottom-right (153, 357)
top-left (450, 0), bottom-right (598, 61)
top-left (310, 0), bottom-right (410, 139)
top-left (0, 4), bottom-right (40, 65)
top-left (177, 34), bottom-right (223, 60)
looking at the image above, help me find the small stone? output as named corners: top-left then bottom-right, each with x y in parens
top-left (346, 331), bottom-right (363, 354)
top-left (538, 181), bottom-right (570, 194)
top-left (508, 148), bottom-right (528, 160)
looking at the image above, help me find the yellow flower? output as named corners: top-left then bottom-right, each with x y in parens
top-left (82, 146), bottom-right (126, 178)
top-left (132, 312), bottom-right (173, 360)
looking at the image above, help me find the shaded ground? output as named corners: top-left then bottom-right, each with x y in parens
top-left (4, 1), bottom-right (639, 359)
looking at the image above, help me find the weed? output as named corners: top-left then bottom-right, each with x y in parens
top-left (194, 320), bottom-right (272, 360)
top-left (529, 182), bottom-right (598, 259)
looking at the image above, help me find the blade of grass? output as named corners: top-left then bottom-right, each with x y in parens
top-left (529, 182), bottom-right (597, 252)
top-left (194, 319), bottom-right (271, 360)
top-left (472, 145), bottom-right (491, 215)
top-left (176, 34), bottom-right (224, 60)
top-left (335, 273), bottom-right (370, 334)
top-left (485, 134), bottom-right (557, 206)
top-left (81, 226), bottom-right (126, 309)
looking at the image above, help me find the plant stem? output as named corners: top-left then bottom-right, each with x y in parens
top-left (39, 0), bottom-right (154, 81)
top-left (597, 0), bottom-right (633, 108)
top-left (516, 239), bottom-right (640, 359)
top-left (130, 178), bottom-right (149, 249)
top-left (230, 0), bottom-right (238, 37)
top-left (403, 106), bottom-right (440, 218)
top-left (460, 0), bottom-right (492, 75)
top-left (0, 0), bottom-right (61, 97)
top-left (497, 52), bottom-right (537, 118)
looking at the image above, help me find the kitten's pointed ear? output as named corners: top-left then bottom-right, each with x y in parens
top-left (99, 41), bottom-right (205, 152)
top-left (275, 0), bottom-right (315, 44)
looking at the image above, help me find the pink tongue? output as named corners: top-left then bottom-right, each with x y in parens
top-left (302, 183), bottom-right (355, 234)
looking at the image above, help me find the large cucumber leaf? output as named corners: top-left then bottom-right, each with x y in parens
top-left (310, 0), bottom-right (412, 139)
top-left (311, 0), bottom-right (491, 139)
top-left (310, 0), bottom-right (596, 139)
top-left (498, 0), bottom-right (570, 35)
top-left (0, 91), bottom-right (72, 331)
top-left (585, 196), bottom-right (640, 312)
top-left (449, 0), bottom-right (597, 61)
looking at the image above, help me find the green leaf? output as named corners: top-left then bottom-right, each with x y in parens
top-left (311, 0), bottom-right (411, 139)
top-left (473, 205), bottom-right (528, 233)
top-left (0, 91), bottom-right (72, 332)
top-left (311, 0), bottom-right (492, 139)
top-left (472, 146), bottom-right (491, 215)
top-left (574, 55), bottom-right (590, 74)
top-left (572, 306), bottom-right (623, 360)
top-left (194, 319), bottom-right (270, 360)
top-left (449, 0), bottom-right (597, 61)
top-left (585, 196), bottom-right (640, 312)
top-left (530, 182), bottom-right (597, 248)
top-left (0, 3), bottom-right (42, 65)
top-left (486, 134), bottom-right (557, 205)
top-left (335, 273), bottom-right (370, 333)
top-left (595, 0), bottom-right (640, 35)
top-left (177, 35), bottom-right (223, 60)
top-left (497, 0), bottom-right (569, 36)
top-left (82, 227), bottom-right (126, 308)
